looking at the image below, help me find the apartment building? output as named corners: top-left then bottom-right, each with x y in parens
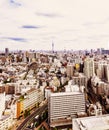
top-left (16, 88), bottom-right (44, 118)
top-left (72, 73), bottom-right (87, 87)
top-left (84, 57), bottom-right (95, 79)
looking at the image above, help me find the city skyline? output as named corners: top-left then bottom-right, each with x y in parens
top-left (0, 0), bottom-right (109, 50)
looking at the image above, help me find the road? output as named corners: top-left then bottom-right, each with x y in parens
top-left (34, 119), bottom-right (49, 130)
top-left (16, 103), bottom-right (48, 130)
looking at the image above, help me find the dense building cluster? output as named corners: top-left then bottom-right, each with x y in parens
top-left (0, 48), bottom-right (109, 129)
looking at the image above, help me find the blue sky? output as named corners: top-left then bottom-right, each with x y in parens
top-left (0, 0), bottom-right (109, 50)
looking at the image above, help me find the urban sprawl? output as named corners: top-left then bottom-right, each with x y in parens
top-left (0, 48), bottom-right (109, 130)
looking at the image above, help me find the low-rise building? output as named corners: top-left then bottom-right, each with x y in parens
top-left (0, 115), bottom-right (13, 130)
top-left (73, 114), bottom-right (109, 130)
top-left (0, 92), bottom-right (5, 119)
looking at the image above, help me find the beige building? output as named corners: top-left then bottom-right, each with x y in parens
top-left (84, 57), bottom-right (95, 79)
top-left (72, 73), bottom-right (87, 87)
top-left (66, 64), bottom-right (74, 77)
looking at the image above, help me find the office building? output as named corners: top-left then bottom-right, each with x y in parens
top-left (48, 92), bottom-right (85, 127)
top-left (5, 48), bottom-right (9, 56)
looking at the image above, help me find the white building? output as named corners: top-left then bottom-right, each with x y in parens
top-left (0, 92), bottom-right (5, 119)
top-left (0, 115), bottom-right (13, 130)
top-left (23, 88), bottom-right (44, 110)
top-left (73, 114), bottom-right (109, 130)
top-left (48, 92), bottom-right (85, 126)
top-left (45, 87), bottom-right (53, 99)
top-left (65, 84), bottom-right (80, 92)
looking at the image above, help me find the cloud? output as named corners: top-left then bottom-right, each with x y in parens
top-left (64, 39), bottom-right (78, 42)
top-left (3, 37), bottom-right (27, 42)
top-left (9, 0), bottom-right (21, 7)
top-left (82, 21), bottom-right (105, 27)
top-left (83, 22), bottom-right (94, 26)
top-left (36, 12), bottom-right (62, 18)
top-left (21, 25), bottom-right (42, 29)
top-left (87, 34), bottom-right (109, 41)
top-left (0, 0), bottom-right (109, 50)
top-left (102, 17), bottom-right (109, 24)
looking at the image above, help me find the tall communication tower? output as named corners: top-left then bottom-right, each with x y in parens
top-left (52, 41), bottom-right (54, 53)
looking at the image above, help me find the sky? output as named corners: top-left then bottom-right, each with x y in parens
top-left (0, 0), bottom-right (109, 51)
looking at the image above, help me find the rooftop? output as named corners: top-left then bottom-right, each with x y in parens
top-left (0, 115), bottom-right (10, 122)
top-left (73, 114), bottom-right (109, 130)
top-left (26, 88), bottom-right (36, 94)
top-left (50, 91), bottom-right (83, 97)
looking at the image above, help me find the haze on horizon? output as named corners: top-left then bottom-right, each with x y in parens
top-left (0, 0), bottom-right (109, 51)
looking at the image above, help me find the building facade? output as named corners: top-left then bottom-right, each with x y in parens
top-left (66, 64), bottom-right (74, 77)
top-left (84, 57), bottom-right (95, 79)
top-left (48, 92), bottom-right (85, 126)
top-left (16, 88), bottom-right (44, 118)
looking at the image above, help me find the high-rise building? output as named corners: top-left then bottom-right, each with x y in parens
top-left (84, 57), bottom-right (95, 79)
top-left (104, 64), bottom-right (109, 82)
top-left (72, 73), bottom-right (87, 87)
top-left (97, 48), bottom-right (102, 55)
top-left (66, 64), bottom-right (74, 77)
top-left (48, 92), bottom-right (85, 127)
top-left (52, 41), bottom-right (54, 53)
top-left (5, 48), bottom-right (9, 56)
top-left (95, 60), bottom-right (107, 80)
